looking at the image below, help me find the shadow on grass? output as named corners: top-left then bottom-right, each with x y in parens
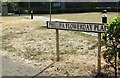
top-left (35, 25), bottom-right (47, 30)
top-left (88, 41), bottom-right (106, 50)
top-left (90, 65), bottom-right (120, 78)
top-left (32, 62), bottom-right (55, 78)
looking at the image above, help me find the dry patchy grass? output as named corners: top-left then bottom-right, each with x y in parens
top-left (1, 16), bottom-right (107, 76)
top-left (44, 12), bottom-right (119, 23)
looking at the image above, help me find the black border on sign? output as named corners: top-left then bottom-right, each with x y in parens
top-left (46, 21), bottom-right (107, 33)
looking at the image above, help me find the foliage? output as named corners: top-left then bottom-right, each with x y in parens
top-left (0, 0), bottom-right (20, 2)
top-left (102, 16), bottom-right (120, 76)
top-left (0, 0), bottom-right (2, 4)
top-left (9, 2), bottom-right (20, 12)
top-left (0, 0), bottom-right (20, 5)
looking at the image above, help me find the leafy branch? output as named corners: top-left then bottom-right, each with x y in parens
top-left (102, 16), bottom-right (120, 77)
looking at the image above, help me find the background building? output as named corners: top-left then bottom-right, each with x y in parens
top-left (8, 2), bottom-right (120, 14)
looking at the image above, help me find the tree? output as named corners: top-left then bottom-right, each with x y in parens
top-left (102, 16), bottom-right (120, 77)
top-left (9, 2), bottom-right (19, 13)
top-left (0, 0), bottom-right (20, 16)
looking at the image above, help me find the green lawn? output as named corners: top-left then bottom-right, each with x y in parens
top-left (44, 12), bottom-right (119, 23)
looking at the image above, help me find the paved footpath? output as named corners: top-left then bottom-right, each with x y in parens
top-left (26, 15), bottom-right (68, 22)
top-left (2, 51), bottom-right (39, 76)
top-left (1, 51), bottom-right (51, 76)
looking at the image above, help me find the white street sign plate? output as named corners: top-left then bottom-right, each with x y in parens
top-left (47, 21), bottom-right (108, 33)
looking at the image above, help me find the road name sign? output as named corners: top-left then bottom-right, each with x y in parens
top-left (47, 21), bottom-right (108, 33)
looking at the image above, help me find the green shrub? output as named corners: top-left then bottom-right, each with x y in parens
top-left (102, 16), bottom-right (120, 77)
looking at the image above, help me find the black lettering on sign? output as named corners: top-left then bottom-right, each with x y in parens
top-left (80, 24), bottom-right (83, 30)
top-left (60, 23), bottom-right (63, 28)
top-left (50, 22), bottom-right (54, 27)
top-left (73, 24), bottom-right (77, 29)
top-left (65, 23), bottom-right (68, 29)
top-left (89, 25), bottom-right (93, 31)
top-left (59, 22), bottom-right (61, 28)
top-left (86, 24), bottom-right (90, 31)
top-left (83, 24), bottom-right (86, 30)
top-left (100, 25), bottom-right (104, 31)
top-left (76, 24), bottom-right (80, 30)
top-left (94, 25), bottom-right (99, 31)
top-left (62, 23), bottom-right (64, 28)
top-left (105, 26), bottom-right (108, 31)
top-left (69, 24), bottom-right (73, 29)
top-left (47, 21), bottom-right (107, 33)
